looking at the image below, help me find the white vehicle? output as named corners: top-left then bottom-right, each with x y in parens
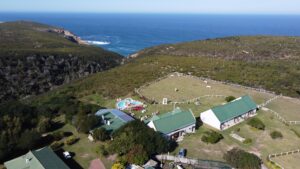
top-left (63, 151), bottom-right (71, 159)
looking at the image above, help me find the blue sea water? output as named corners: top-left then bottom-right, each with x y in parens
top-left (1, 13), bottom-right (300, 56)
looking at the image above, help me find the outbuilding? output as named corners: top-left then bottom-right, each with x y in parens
top-left (147, 108), bottom-right (196, 140)
top-left (200, 95), bottom-right (258, 130)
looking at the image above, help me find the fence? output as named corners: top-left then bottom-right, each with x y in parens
top-left (134, 72), bottom-right (281, 105)
top-left (156, 154), bottom-right (232, 169)
top-left (268, 149), bottom-right (300, 169)
top-left (264, 108), bottom-right (300, 125)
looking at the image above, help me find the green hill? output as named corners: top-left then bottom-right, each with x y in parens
top-left (0, 21), bottom-right (123, 102)
top-left (36, 36), bottom-right (300, 103)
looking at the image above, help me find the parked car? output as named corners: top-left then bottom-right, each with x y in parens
top-left (63, 151), bottom-right (71, 159)
top-left (178, 148), bottom-right (186, 158)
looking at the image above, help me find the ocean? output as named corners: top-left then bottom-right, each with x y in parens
top-left (1, 13), bottom-right (300, 56)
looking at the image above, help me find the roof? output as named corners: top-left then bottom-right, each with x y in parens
top-left (95, 109), bottom-right (134, 133)
top-left (211, 95), bottom-right (257, 123)
top-left (149, 108), bottom-right (196, 135)
top-left (4, 147), bottom-right (70, 169)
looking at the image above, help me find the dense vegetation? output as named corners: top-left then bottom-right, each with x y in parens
top-left (0, 94), bottom-right (100, 162)
top-left (107, 121), bottom-right (177, 165)
top-left (224, 148), bottom-right (261, 169)
top-left (0, 21), bottom-right (123, 102)
top-left (201, 130), bottom-right (224, 144)
top-left (247, 118), bottom-right (265, 130)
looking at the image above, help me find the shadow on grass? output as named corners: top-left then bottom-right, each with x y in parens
top-left (56, 149), bottom-right (84, 169)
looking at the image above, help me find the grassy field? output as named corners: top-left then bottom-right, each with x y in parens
top-left (272, 153), bottom-right (300, 169)
top-left (266, 96), bottom-right (300, 121)
top-left (139, 74), bottom-right (274, 105)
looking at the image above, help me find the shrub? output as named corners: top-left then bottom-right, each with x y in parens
top-left (52, 131), bottom-right (65, 141)
top-left (243, 138), bottom-right (252, 144)
top-left (50, 141), bottom-right (64, 150)
top-left (247, 118), bottom-right (265, 130)
top-left (224, 148), bottom-right (261, 169)
top-left (270, 131), bottom-right (283, 139)
top-left (225, 96), bottom-right (236, 102)
top-left (65, 136), bottom-right (79, 145)
top-left (93, 128), bottom-right (110, 141)
top-left (201, 130), bottom-right (223, 144)
top-left (97, 145), bottom-right (109, 157)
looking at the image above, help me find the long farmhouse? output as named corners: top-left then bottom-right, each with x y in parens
top-left (147, 108), bottom-right (196, 140)
top-left (201, 95), bottom-right (258, 130)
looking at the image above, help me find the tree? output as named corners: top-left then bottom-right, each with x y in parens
top-left (93, 128), bottom-right (110, 141)
top-left (125, 145), bottom-right (148, 165)
top-left (36, 117), bottom-right (52, 133)
top-left (224, 148), bottom-right (261, 169)
top-left (225, 96), bottom-right (236, 102)
top-left (75, 113), bottom-right (99, 133)
top-left (17, 130), bottom-right (41, 150)
top-left (109, 120), bottom-right (175, 160)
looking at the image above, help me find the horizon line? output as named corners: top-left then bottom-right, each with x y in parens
top-left (1, 11), bottom-right (300, 16)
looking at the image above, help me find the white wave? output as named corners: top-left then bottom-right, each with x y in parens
top-left (85, 40), bottom-right (111, 45)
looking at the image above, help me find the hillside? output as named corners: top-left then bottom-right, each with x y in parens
top-left (134, 36), bottom-right (300, 60)
top-left (0, 21), bottom-right (123, 102)
top-left (33, 36), bottom-right (300, 103)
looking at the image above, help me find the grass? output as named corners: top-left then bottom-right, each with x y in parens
top-left (139, 75), bottom-right (274, 105)
top-left (266, 97), bottom-right (300, 121)
top-left (53, 116), bottom-right (115, 169)
top-left (272, 153), bottom-right (300, 169)
top-left (175, 112), bottom-right (300, 167)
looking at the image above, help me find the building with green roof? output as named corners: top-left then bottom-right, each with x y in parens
top-left (4, 147), bottom-right (70, 169)
top-left (201, 95), bottom-right (258, 130)
top-left (93, 109), bottom-right (134, 133)
top-left (147, 108), bottom-right (196, 140)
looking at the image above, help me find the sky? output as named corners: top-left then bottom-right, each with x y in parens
top-left (1, 0), bottom-right (300, 14)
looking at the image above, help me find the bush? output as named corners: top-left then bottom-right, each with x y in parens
top-left (270, 131), bottom-right (283, 139)
top-left (225, 96), bottom-right (236, 102)
top-left (243, 138), bottom-right (252, 144)
top-left (97, 145), bottom-right (109, 157)
top-left (93, 128), bottom-right (110, 141)
top-left (50, 141), bottom-right (64, 150)
top-left (247, 118), bottom-right (265, 130)
top-left (65, 136), bottom-right (79, 145)
top-left (201, 130), bottom-right (223, 144)
top-left (52, 131), bottom-right (65, 141)
top-left (224, 148), bottom-right (261, 169)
